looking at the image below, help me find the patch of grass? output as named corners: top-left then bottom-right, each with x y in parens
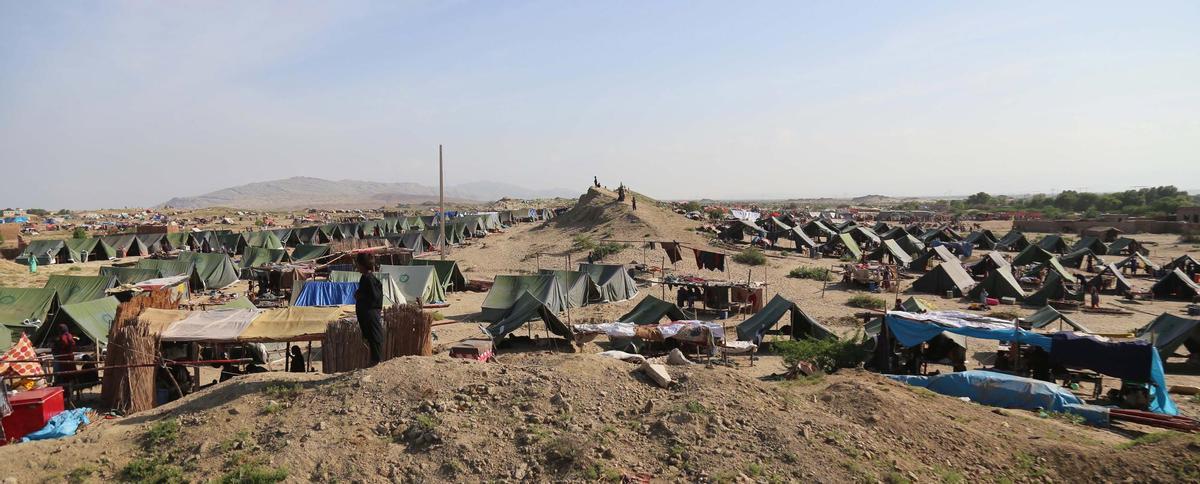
top-left (428, 310), bottom-right (445, 320)
top-left (120, 457), bottom-right (185, 484)
top-left (846, 294), bottom-right (886, 310)
top-left (747, 463), bottom-right (764, 477)
top-left (733, 247), bottom-right (767, 266)
top-left (141, 419), bottom-right (180, 450)
top-left (218, 430), bottom-right (252, 453)
top-left (415, 413), bottom-right (440, 432)
top-left (68, 266), bottom-right (82, 272)
top-left (218, 462), bottom-right (288, 484)
top-left (774, 334), bottom-right (867, 373)
top-left (885, 471), bottom-right (912, 484)
top-left (1013, 452), bottom-right (1044, 479)
top-left (907, 386), bottom-right (938, 399)
top-left (542, 435), bottom-right (589, 468)
top-left (1038, 409), bottom-right (1085, 425)
top-left (65, 464), bottom-right (97, 484)
top-left (933, 465), bottom-right (965, 483)
top-left (261, 401), bottom-right (283, 415)
top-left (684, 400), bottom-right (708, 414)
top-left (781, 374), bottom-right (825, 387)
top-left (582, 463), bottom-right (622, 482)
top-left (263, 383), bottom-right (303, 400)
top-left (1117, 431), bottom-right (1182, 449)
top-left (788, 266), bottom-right (832, 281)
top-left (842, 460), bottom-right (875, 481)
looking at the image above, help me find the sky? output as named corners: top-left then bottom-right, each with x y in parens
top-left (2, 1), bottom-right (1198, 209)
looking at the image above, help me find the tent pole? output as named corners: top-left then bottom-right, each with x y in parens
top-left (439, 145), bottom-right (446, 261)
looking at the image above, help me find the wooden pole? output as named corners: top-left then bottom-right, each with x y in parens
top-left (439, 144), bottom-right (446, 261)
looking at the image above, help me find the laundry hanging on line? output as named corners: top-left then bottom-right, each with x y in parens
top-left (662, 242), bottom-right (683, 264)
top-left (693, 248), bottom-right (726, 271)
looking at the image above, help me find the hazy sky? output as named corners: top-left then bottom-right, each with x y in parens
top-left (2, 1), bottom-right (1198, 209)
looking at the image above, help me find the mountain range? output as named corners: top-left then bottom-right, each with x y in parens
top-left (161, 177), bottom-right (575, 209)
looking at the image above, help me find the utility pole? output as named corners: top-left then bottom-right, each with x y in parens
top-left (439, 145), bottom-right (446, 261)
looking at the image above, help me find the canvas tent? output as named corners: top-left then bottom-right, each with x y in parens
top-left (1024, 271), bottom-right (1084, 306)
top-left (484, 292), bottom-right (572, 340)
top-left (1035, 235), bottom-right (1070, 254)
top-left (995, 231), bottom-right (1030, 252)
top-left (963, 230), bottom-right (998, 249)
top-left (736, 295), bottom-right (834, 343)
top-left (1093, 264), bottom-right (1133, 295)
top-left (891, 234), bottom-right (926, 256)
top-left (787, 228), bottom-right (820, 250)
top-left (578, 263), bottom-right (639, 303)
top-left (801, 220), bottom-right (837, 240)
top-left (826, 233), bottom-right (862, 260)
top-left (328, 271), bottom-right (407, 307)
top-left (968, 269), bottom-right (1027, 300)
top-left (99, 266), bottom-right (161, 285)
top-left (100, 235), bottom-right (150, 258)
top-left (176, 252), bottom-right (240, 289)
top-left (65, 238), bottom-right (116, 262)
top-left (239, 247), bottom-right (288, 269)
top-left (1136, 313), bottom-right (1200, 359)
top-left (293, 227), bottom-right (330, 245)
top-left (843, 226), bottom-right (881, 246)
top-left (43, 275), bottom-right (117, 305)
top-left (1021, 306), bottom-right (1090, 333)
top-left (1071, 236), bottom-right (1108, 256)
top-left (377, 265), bottom-right (446, 305)
top-left (865, 239), bottom-right (913, 266)
top-left (1150, 269), bottom-right (1200, 300)
top-left (911, 262), bottom-right (975, 296)
top-left (15, 240), bottom-right (71, 265)
top-left (34, 296), bottom-right (119, 348)
top-left (422, 229), bottom-right (446, 250)
top-left (539, 270), bottom-right (601, 308)
top-left (617, 296), bottom-right (687, 324)
top-left (1163, 255), bottom-right (1200, 273)
top-left (1011, 245), bottom-right (1055, 267)
top-left (908, 245), bottom-right (956, 272)
top-left (135, 259), bottom-right (204, 291)
top-left (290, 244), bottom-right (331, 263)
top-left (238, 306), bottom-right (354, 343)
top-left (390, 231), bottom-right (431, 253)
top-left (245, 231), bottom-right (285, 250)
top-left (480, 274), bottom-right (564, 322)
top-left (1058, 247), bottom-right (1103, 269)
top-left (216, 233), bottom-right (248, 254)
top-left (163, 232), bottom-right (195, 251)
top-left (411, 259), bottom-right (467, 292)
top-left (135, 233), bottom-right (166, 253)
top-left (0, 287), bottom-right (59, 328)
top-left (1106, 237), bottom-right (1147, 256)
top-left (968, 251), bottom-right (1010, 277)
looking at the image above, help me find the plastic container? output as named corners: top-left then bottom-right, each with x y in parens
top-left (1, 387), bottom-right (65, 444)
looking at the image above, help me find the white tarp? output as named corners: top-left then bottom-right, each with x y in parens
top-left (573, 320), bottom-right (725, 343)
top-left (729, 209), bottom-right (760, 222)
top-left (160, 308), bottom-right (263, 342)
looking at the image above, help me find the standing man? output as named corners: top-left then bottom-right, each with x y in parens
top-left (632, 195), bottom-right (637, 210)
top-left (354, 252), bottom-right (385, 366)
top-left (593, 176), bottom-right (600, 188)
top-left (52, 324), bottom-right (77, 388)
top-left (1089, 283), bottom-right (1101, 309)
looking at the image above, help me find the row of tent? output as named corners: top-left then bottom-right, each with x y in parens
top-left (480, 264), bottom-right (640, 339)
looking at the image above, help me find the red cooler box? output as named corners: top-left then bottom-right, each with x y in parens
top-left (2, 387), bottom-right (65, 444)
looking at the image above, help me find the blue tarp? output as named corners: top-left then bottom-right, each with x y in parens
top-left (887, 372), bottom-right (1108, 425)
top-left (21, 407), bottom-right (92, 442)
top-left (294, 281), bottom-right (357, 307)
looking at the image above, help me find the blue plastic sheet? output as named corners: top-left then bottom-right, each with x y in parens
top-left (21, 407), bottom-right (91, 442)
top-left (887, 371), bottom-right (1110, 425)
top-left (885, 313), bottom-right (1053, 350)
top-left (294, 281), bottom-right (357, 307)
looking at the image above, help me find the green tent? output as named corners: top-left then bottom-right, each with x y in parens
top-left (1057, 248), bottom-right (1100, 269)
top-left (1136, 313), bottom-right (1200, 359)
top-left (480, 274), bottom-right (564, 322)
top-left (995, 231), bottom-right (1030, 252)
top-left (15, 239), bottom-right (71, 265)
top-left (788, 228), bottom-right (820, 250)
top-left (900, 296), bottom-right (933, 313)
top-left (135, 233), bottom-right (166, 253)
top-left (1012, 245), bottom-right (1054, 266)
top-left (866, 239), bottom-right (913, 266)
top-left (422, 229), bottom-right (446, 250)
top-left (135, 259), bottom-right (203, 290)
top-left (43, 274), bottom-right (118, 305)
top-left (617, 295), bottom-right (687, 324)
top-left (217, 233), bottom-right (248, 255)
top-left (891, 234), bottom-right (926, 256)
top-left (329, 270), bottom-right (407, 307)
top-left (484, 292), bottom-right (571, 340)
top-left (66, 238), bottom-right (116, 262)
top-left (177, 252), bottom-right (240, 289)
top-left (377, 265), bottom-right (446, 305)
top-left (1024, 271), bottom-right (1084, 306)
top-left (390, 231), bottom-right (431, 252)
top-left (1106, 237), bottom-right (1147, 256)
top-left (269, 228), bottom-right (297, 247)
top-left (907, 244), bottom-right (954, 271)
top-left (1035, 235), bottom-right (1070, 254)
top-left (294, 226), bottom-right (329, 245)
top-left (163, 233), bottom-right (194, 251)
top-left (1071, 236), bottom-right (1108, 256)
top-left (100, 234), bottom-right (150, 257)
top-left (1094, 263), bottom-right (1134, 295)
top-left (291, 244), bottom-right (332, 263)
top-left (1115, 253), bottom-right (1159, 273)
top-left (963, 230), bottom-right (998, 250)
top-left (35, 296), bottom-right (118, 348)
top-left (1021, 305), bottom-right (1090, 333)
top-left (843, 226), bottom-right (881, 246)
top-left (830, 232), bottom-right (862, 260)
top-left (0, 287), bottom-right (59, 326)
top-left (911, 261), bottom-right (975, 296)
top-left (411, 259), bottom-right (467, 292)
top-left (99, 266), bottom-right (161, 285)
top-left (539, 269), bottom-right (601, 308)
top-left (1151, 268), bottom-right (1200, 300)
top-left (1164, 255), bottom-right (1200, 273)
top-left (578, 263), bottom-right (638, 303)
top-left (214, 296), bottom-right (258, 310)
top-left (736, 294), bottom-right (834, 342)
top-left (245, 231), bottom-right (284, 250)
top-left (240, 246), bottom-right (288, 269)
top-left (968, 269), bottom-right (1027, 300)
top-left (968, 251), bottom-right (1010, 277)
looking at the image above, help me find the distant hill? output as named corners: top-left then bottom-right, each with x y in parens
top-left (161, 177), bottom-right (575, 209)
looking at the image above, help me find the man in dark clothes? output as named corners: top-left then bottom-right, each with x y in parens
top-left (289, 345), bottom-right (306, 373)
top-left (593, 176), bottom-right (600, 188)
top-left (632, 195), bottom-right (637, 210)
top-left (355, 252), bottom-right (385, 365)
top-left (51, 324), bottom-right (77, 387)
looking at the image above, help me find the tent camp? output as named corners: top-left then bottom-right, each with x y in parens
top-left (963, 230), bottom-right (998, 249)
top-left (43, 275), bottom-right (117, 305)
top-left (239, 247), bottom-right (289, 269)
top-left (291, 244), bottom-right (332, 263)
top-left (1071, 236), bottom-right (1108, 256)
top-left (134, 233), bottom-right (166, 253)
top-left (995, 231), bottom-right (1030, 252)
top-left (617, 296), bottom-right (687, 324)
top-left (163, 233), bottom-right (195, 251)
top-left (1035, 235), bottom-right (1070, 254)
top-left (910, 261), bottom-right (975, 296)
top-left (1150, 269), bottom-right (1200, 300)
top-left (245, 231), bottom-right (285, 250)
top-left (64, 238), bottom-right (116, 262)
top-left (1057, 248), bottom-right (1101, 269)
top-left (422, 229), bottom-right (446, 250)
top-left (1106, 237), bottom-right (1148, 256)
top-left (390, 231), bottom-right (431, 253)
top-left (908, 245), bottom-right (956, 272)
top-left (269, 228), bottom-right (299, 247)
top-left (968, 269), bottom-right (1027, 300)
top-left (1136, 313), bottom-right (1200, 360)
top-left (33, 296), bottom-right (119, 348)
top-left (801, 220), bottom-right (837, 240)
top-left (865, 239), bottom-right (913, 266)
top-left (216, 233), bottom-right (248, 255)
top-left (1021, 305), bottom-right (1090, 333)
top-left (176, 252), bottom-right (240, 290)
top-left (411, 259), bottom-right (467, 292)
top-left (826, 233), bottom-right (862, 260)
top-left (377, 265), bottom-right (446, 305)
top-left (480, 274), bottom-right (565, 322)
top-left (15, 240), bottom-right (71, 265)
top-left (890, 234), bottom-right (926, 256)
top-left (1024, 271), bottom-right (1084, 306)
top-left (1092, 264), bottom-right (1134, 295)
top-left (736, 294), bottom-right (834, 343)
top-left (539, 270), bottom-right (601, 308)
top-left (101, 234), bottom-right (151, 258)
top-left (787, 228), bottom-right (820, 251)
top-left (293, 227), bottom-right (330, 245)
top-left (0, 287), bottom-right (59, 328)
top-left (327, 271), bottom-right (407, 307)
top-left (843, 226), bottom-right (881, 246)
top-left (578, 263), bottom-right (639, 303)
top-left (967, 251), bottom-right (1010, 277)
top-left (99, 266), bottom-right (161, 285)
top-left (1012, 245), bottom-right (1055, 267)
top-left (484, 292), bottom-right (572, 340)
top-left (919, 227), bottom-right (961, 244)
top-left (135, 259), bottom-right (204, 291)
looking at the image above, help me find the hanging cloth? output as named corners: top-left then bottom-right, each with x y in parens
top-left (662, 242), bottom-right (683, 264)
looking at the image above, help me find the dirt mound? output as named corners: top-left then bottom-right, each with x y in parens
top-left (550, 187), bottom-right (647, 231)
top-left (4, 354), bottom-right (1197, 482)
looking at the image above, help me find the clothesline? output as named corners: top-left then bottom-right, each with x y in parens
top-left (599, 239), bottom-right (734, 257)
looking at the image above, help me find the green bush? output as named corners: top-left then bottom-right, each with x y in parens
top-left (846, 295), bottom-right (886, 310)
top-left (572, 235), bottom-right (626, 260)
top-left (788, 266), bottom-right (832, 281)
top-left (141, 419), bottom-right (179, 450)
top-left (120, 457), bottom-right (185, 484)
top-left (733, 247), bottom-right (766, 266)
top-left (219, 463), bottom-right (288, 484)
top-left (72, 227), bottom-right (88, 239)
top-left (773, 335), bottom-right (867, 373)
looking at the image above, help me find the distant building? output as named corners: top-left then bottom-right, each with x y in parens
top-left (1080, 226), bottom-right (1123, 242)
top-left (1178, 206), bottom-right (1200, 224)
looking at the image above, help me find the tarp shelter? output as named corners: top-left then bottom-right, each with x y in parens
top-left (134, 233), bottom-right (166, 253)
top-left (98, 267), bottom-right (161, 285)
top-left (177, 252), bottom-right (240, 290)
top-left (889, 371), bottom-right (1094, 419)
top-left (43, 275), bottom-right (117, 305)
top-left (995, 231), bottom-right (1030, 252)
top-left (968, 269), bottom-right (1027, 300)
top-left (910, 262), bottom-right (975, 296)
top-left (100, 234), bottom-right (150, 257)
top-left (215, 297), bottom-right (257, 310)
top-left (34, 296), bottom-right (118, 348)
top-left (1012, 245), bottom-right (1055, 267)
top-left (1071, 236), bottom-right (1108, 256)
top-left (1137, 313), bottom-right (1200, 359)
top-left (65, 238), bottom-right (116, 262)
top-left (908, 245), bottom-right (956, 272)
top-left (240, 247), bottom-right (288, 269)
top-left (1035, 235), bottom-right (1070, 254)
top-left (290, 244), bottom-right (331, 263)
top-left (135, 259), bottom-right (204, 291)
top-left (245, 231), bottom-right (284, 250)
top-left (1106, 237), bottom-right (1147, 256)
top-left (736, 294), bottom-right (834, 343)
top-left (1150, 268), bottom-right (1200, 300)
top-left (160, 309), bottom-right (263, 342)
top-left (411, 259), bottom-right (467, 292)
top-left (239, 306), bottom-right (354, 342)
top-left (865, 239), bottom-right (913, 266)
top-left (539, 270), bottom-right (601, 308)
top-left (293, 281), bottom-right (358, 307)
top-left (484, 292), bottom-right (572, 340)
top-left (1021, 305), bottom-right (1090, 333)
top-left (617, 296), bottom-right (687, 324)
top-left (1115, 253), bottom-right (1159, 273)
top-left (15, 240), bottom-right (71, 265)
top-left (578, 263), bottom-right (639, 303)
top-left (1024, 271), bottom-right (1084, 306)
top-left (328, 271), bottom-right (407, 307)
top-left (0, 287), bottom-right (59, 327)
top-left (377, 265), bottom-right (446, 305)
top-left (480, 274), bottom-right (564, 322)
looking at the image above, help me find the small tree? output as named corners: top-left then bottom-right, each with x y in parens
top-left (72, 227), bottom-right (88, 239)
top-left (733, 247), bottom-right (766, 266)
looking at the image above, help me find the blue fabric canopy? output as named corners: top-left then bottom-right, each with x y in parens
top-left (887, 372), bottom-right (1108, 425)
top-left (294, 281), bottom-right (358, 307)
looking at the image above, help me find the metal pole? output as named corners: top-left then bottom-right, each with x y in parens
top-left (439, 145), bottom-right (446, 261)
